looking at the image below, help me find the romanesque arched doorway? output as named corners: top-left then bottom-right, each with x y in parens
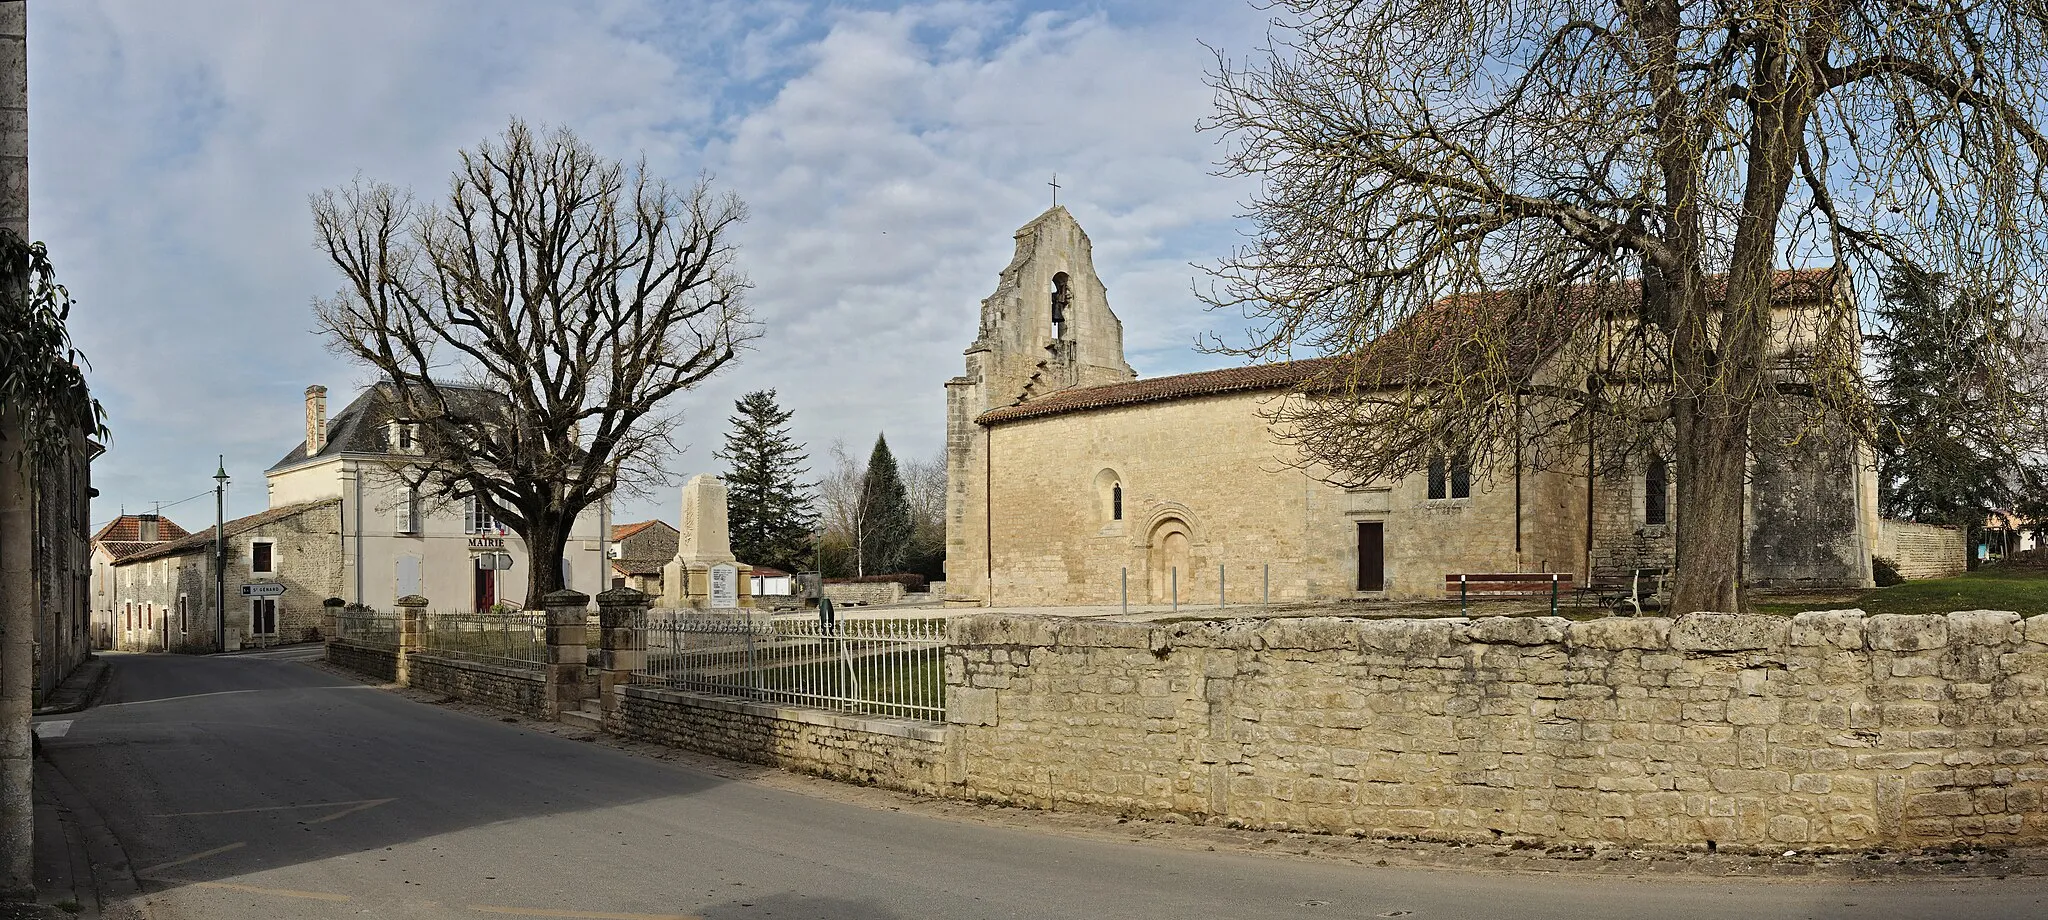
top-left (1148, 518), bottom-right (1191, 604)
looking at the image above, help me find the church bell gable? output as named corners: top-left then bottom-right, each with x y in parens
top-left (967, 206), bottom-right (1135, 406)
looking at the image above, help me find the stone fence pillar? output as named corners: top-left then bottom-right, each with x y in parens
top-left (596, 587), bottom-right (650, 730)
top-left (394, 594), bottom-right (427, 686)
top-left (542, 589), bottom-right (590, 719)
top-left (320, 597), bottom-right (344, 642)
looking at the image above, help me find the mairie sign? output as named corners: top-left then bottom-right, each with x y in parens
top-left (240, 582), bottom-right (286, 597)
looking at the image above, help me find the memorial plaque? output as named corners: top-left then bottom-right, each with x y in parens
top-left (709, 563), bottom-right (740, 609)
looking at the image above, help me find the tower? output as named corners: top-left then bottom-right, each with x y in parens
top-left (943, 207), bottom-right (1135, 605)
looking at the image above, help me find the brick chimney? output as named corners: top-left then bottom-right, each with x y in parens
top-left (305, 385), bottom-right (328, 454)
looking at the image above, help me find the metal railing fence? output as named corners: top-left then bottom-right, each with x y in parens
top-left (420, 608), bottom-right (547, 669)
top-left (333, 609), bottom-right (398, 649)
top-left (639, 612), bottom-right (945, 722)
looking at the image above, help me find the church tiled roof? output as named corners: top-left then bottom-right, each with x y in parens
top-left (977, 267), bottom-right (1838, 426)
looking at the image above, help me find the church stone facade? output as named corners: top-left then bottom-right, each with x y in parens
top-left (944, 207), bottom-right (1878, 606)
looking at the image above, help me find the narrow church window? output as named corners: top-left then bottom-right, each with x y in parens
top-left (1112, 484), bottom-right (1123, 520)
top-left (1427, 456), bottom-right (1447, 500)
top-left (1450, 454), bottom-right (1471, 499)
top-left (1645, 456), bottom-right (1669, 526)
top-left (1050, 272), bottom-right (1071, 338)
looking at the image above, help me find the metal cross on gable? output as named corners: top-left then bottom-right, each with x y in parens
top-left (1049, 172), bottom-right (1060, 207)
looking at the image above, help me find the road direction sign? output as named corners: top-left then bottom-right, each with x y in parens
top-left (240, 583), bottom-right (286, 597)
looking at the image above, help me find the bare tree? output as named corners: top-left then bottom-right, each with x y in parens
top-left (815, 439), bottom-right (868, 574)
top-left (902, 447), bottom-right (947, 540)
top-left (1204, 0), bottom-right (2048, 612)
top-left (313, 118), bottom-right (753, 608)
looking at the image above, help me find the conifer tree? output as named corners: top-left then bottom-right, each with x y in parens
top-left (1871, 266), bottom-right (2036, 563)
top-left (716, 390), bottom-right (817, 573)
top-left (857, 433), bottom-right (914, 577)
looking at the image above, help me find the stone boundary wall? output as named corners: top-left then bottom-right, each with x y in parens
top-left (407, 653), bottom-right (548, 720)
top-left (943, 611), bottom-right (2048, 850)
top-left (823, 582), bottom-right (906, 606)
top-left (325, 639), bottom-right (397, 682)
top-left (613, 685), bottom-right (948, 793)
top-left (1877, 521), bottom-right (1967, 580)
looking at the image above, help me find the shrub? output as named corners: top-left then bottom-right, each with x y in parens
top-left (823, 573), bottom-right (927, 592)
top-left (1872, 556), bottom-right (1904, 587)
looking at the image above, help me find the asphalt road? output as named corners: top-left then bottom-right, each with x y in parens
top-left (30, 653), bottom-right (2048, 920)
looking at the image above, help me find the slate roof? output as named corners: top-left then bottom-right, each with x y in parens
top-left (269, 380), bottom-right (512, 471)
top-left (116, 500), bottom-right (342, 566)
top-left (91, 514), bottom-right (192, 545)
top-left (978, 268), bottom-right (1838, 426)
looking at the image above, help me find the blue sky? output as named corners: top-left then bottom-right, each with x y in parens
top-left (33, 0), bottom-right (1271, 531)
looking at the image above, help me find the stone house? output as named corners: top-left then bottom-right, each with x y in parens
top-left (609, 519), bottom-right (677, 593)
top-left (266, 382), bottom-right (610, 613)
top-left (944, 207), bottom-right (1879, 606)
top-left (88, 513), bottom-right (191, 649)
top-left (104, 500), bottom-right (341, 651)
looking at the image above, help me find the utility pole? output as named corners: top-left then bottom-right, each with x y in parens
top-left (214, 457), bottom-right (228, 653)
top-left (0, 0), bottom-right (35, 898)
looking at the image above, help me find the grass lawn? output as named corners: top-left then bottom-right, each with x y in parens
top-left (1752, 565), bottom-right (2048, 617)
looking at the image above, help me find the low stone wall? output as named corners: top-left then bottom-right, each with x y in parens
top-left (1877, 520), bottom-right (1967, 579)
top-left (942, 610), bottom-right (2048, 850)
top-left (614, 685), bottom-right (949, 793)
top-left (823, 582), bottom-right (906, 606)
top-left (408, 653), bottom-right (548, 720)
top-left (325, 639), bottom-right (397, 682)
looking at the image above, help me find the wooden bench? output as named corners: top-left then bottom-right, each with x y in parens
top-left (1579, 567), bottom-right (1669, 616)
top-left (1444, 572), bottom-right (1573, 615)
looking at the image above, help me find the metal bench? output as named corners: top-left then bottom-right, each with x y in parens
top-left (1579, 567), bottom-right (1669, 616)
top-left (1444, 572), bottom-right (1573, 615)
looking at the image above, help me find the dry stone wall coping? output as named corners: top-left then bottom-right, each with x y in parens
top-left (620, 685), bottom-right (946, 743)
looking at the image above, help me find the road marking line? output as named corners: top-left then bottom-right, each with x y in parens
top-left (99, 685), bottom-right (377, 708)
top-left (467, 907), bottom-right (703, 920)
top-left (31, 720), bottom-right (71, 739)
top-left (135, 841), bottom-right (245, 876)
top-left (154, 798), bottom-right (392, 819)
top-left (190, 881), bottom-right (352, 902)
top-left (309, 797), bottom-right (395, 823)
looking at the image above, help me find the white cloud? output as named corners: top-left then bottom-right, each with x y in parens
top-left (36, 0), bottom-right (1268, 535)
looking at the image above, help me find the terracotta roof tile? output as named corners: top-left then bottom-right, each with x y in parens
top-left (116, 500), bottom-right (341, 565)
top-left (978, 268), bottom-right (1837, 426)
top-left (91, 514), bottom-right (192, 545)
top-left (611, 520), bottom-right (665, 542)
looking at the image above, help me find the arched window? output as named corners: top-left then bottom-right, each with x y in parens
top-left (1645, 456), bottom-right (1669, 526)
top-left (1093, 469), bottom-right (1123, 522)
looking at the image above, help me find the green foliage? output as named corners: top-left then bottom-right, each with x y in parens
top-left (858, 434), bottom-right (914, 577)
top-left (1870, 265), bottom-right (2037, 531)
top-left (716, 390), bottom-right (818, 573)
top-left (0, 232), bottom-right (105, 457)
top-left (1871, 556), bottom-right (1903, 587)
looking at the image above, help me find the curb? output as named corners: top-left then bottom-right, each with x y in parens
top-left (32, 660), bottom-right (109, 718)
top-left (34, 750), bottom-right (141, 918)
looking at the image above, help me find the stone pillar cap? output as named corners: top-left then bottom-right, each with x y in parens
top-left (394, 595), bottom-right (430, 607)
top-left (596, 586), bottom-right (651, 606)
top-left (543, 589), bottom-right (591, 605)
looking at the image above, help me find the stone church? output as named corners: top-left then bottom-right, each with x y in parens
top-left (943, 206), bottom-right (1878, 606)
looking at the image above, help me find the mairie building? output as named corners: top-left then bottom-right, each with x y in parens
top-left (943, 206), bottom-right (1880, 606)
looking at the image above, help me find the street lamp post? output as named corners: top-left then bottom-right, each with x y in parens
top-left (213, 457), bottom-right (228, 654)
